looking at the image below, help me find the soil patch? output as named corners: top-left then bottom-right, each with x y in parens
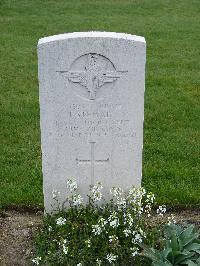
top-left (0, 209), bottom-right (199, 266)
top-left (0, 210), bottom-right (42, 266)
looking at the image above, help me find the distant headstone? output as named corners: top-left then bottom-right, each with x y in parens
top-left (38, 32), bottom-right (146, 212)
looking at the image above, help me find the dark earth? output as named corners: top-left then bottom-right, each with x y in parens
top-left (0, 208), bottom-right (199, 266)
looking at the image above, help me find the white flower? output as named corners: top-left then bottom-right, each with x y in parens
top-left (61, 239), bottom-right (68, 254)
top-left (138, 227), bottom-right (146, 238)
top-left (98, 217), bottom-right (108, 229)
top-left (156, 205), bottom-right (167, 216)
top-left (128, 186), bottom-right (146, 206)
top-left (130, 247), bottom-right (139, 257)
top-left (67, 178), bottom-right (78, 192)
top-left (92, 191), bottom-right (103, 201)
top-left (62, 244), bottom-right (68, 254)
top-left (72, 193), bottom-right (83, 206)
top-left (90, 182), bottom-right (103, 202)
top-left (32, 257), bottom-right (42, 265)
top-left (56, 217), bottom-right (66, 226)
top-left (144, 204), bottom-right (152, 216)
top-left (108, 212), bottom-right (120, 228)
top-left (132, 233), bottom-right (143, 244)
top-left (123, 228), bottom-right (131, 237)
top-left (132, 229), bottom-right (144, 243)
top-left (109, 235), bottom-right (118, 243)
top-left (77, 263), bottom-right (82, 266)
top-left (116, 197), bottom-right (126, 209)
top-left (85, 239), bottom-right (91, 247)
top-left (91, 182), bottom-right (103, 193)
top-left (96, 258), bottom-right (102, 265)
top-left (146, 192), bottom-right (155, 203)
top-left (125, 213), bottom-right (134, 227)
top-left (48, 226), bottom-right (52, 232)
top-left (110, 187), bottom-right (123, 197)
top-left (106, 253), bottom-right (118, 263)
top-left (140, 187), bottom-right (146, 196)
top-left (128, 186), bottom-right (137, 196)
top-left (92, 224), bottom-right (102, 235)
top-left (138, 207), bottom-right (144, 215)
top-left (52, 190), bottom-right (60, 199)
top-left (110, 218), bottom-right (119, 228)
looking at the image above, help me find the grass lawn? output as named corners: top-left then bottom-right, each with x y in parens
top-left (0, 0), bottom-right (199, 209)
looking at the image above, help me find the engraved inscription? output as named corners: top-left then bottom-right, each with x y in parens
top-left (55, 103), bottom-right (136, 139)
top-left (76, 142), bottom-right (109, 184)
top-left (57, 53), bottom-right (127, 100)
top-left (63, 103), bottom-right (136, 139)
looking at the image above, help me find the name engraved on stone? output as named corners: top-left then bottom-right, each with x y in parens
top-left (57, 53), bottom-right (127, 100)
top-left (62, 103), bottom-right (136, 138)
top-left (76, 141), bottom-right (109, 184)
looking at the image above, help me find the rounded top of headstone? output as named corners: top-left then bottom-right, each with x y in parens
top-left (38, 31), bottom-right (145, 46)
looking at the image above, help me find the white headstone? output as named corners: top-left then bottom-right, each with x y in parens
top-left (38, 32), bottom-right (146, 212)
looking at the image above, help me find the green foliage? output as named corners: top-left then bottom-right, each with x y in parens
top-left (33, 181), bottom-right (163, 265)
top-left (142, 224), bottom-right (200, 266)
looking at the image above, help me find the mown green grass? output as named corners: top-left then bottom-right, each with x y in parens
top-left (0, 0), bottom-right (199, 208)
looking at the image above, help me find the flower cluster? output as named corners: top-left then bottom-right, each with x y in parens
top-left (32, 257), bottom-right (41, 265)
top-left (92, 224), bottom-right (102, 236)
top-left (56, 217), bottom-right (66, 226)
top-left (110, 187), bottom-right (123, 197)
top-left (96, 258), bottom-right (102, 265)
top-left (130, 246), bottom-right (139, 257)
top-left (132, 228), bottom-right (146, 244)
top-left (89, 182), bottom-right (103, 202)
top-left (106, 253), bottom-right (118, 263)
top-left (109, 235), bottom-right (118, 243)
top-left (33, 179), bottom-right (173, 265)
top-left (108, 211), bottom-right (120, 228)
top-left (85, 239), bottom-right (91, 248)
top-left (62, 239), bottom-right (68, 255)
top-left (71, 193), bottom-right (83, 206)
top-left (156, 205), bottom-right (167, 216)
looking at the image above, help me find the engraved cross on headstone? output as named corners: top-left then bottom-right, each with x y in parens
top-left (76, 142), bottom-right (109, 184)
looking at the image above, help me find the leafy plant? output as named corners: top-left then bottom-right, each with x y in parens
top-left (142, 223), bottom-right (200, 266)
top-left (32, 179), bottom-right (170, 265)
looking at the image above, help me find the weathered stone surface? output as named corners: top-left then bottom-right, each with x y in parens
top-left (38, 32), bottom-right (146, 212)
